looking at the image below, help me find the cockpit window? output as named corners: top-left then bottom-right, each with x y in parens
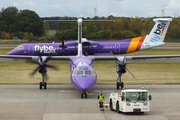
top-left (73, 70), bottom-right (96, 76)
top-left (76, 70), bottom-right (83, 75)
top-left (15, 46), bottom-right (24, 49)
top-left (85, 70), bottom-right (92, 75)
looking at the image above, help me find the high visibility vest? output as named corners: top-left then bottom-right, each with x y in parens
top-left (140, 95), bottom-right (145, 99)
top-left (99, 95), bottom-right (104, 102)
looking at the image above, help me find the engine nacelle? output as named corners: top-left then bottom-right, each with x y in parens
top-left (38, 67), bottom-right (47, 74)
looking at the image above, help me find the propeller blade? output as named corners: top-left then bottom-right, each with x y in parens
top-left (44, 56), bottom-right (50, 63)
top-left (36, 51), bottom-right (43, 63)
top-left (126, 68), bottom-right (135, 78)
top-left (46, 64), bottom-right (59, 70)
top-left (30, 66), bottom-right (40, 76)
top-left (123, 53), bottom-right (126, 64)
top-left (106, 65), bottom-right (118, 69)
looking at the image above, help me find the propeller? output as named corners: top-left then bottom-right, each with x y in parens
top-left (106, 51), bottom-right (135, 78)
top-left (59, 35), bottom-right (65, 55)
top-left (26, 51), bottom-right (58, 79)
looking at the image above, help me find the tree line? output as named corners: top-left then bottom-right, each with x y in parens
top-left (54, 16), bottom-right (180, 41)
top-left (0, 6), bottom-right (47, 40)
top-left (1, 6), bottom-right (180, 41)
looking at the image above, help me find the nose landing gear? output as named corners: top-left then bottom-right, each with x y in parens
top-left (81, 91), bottom-right (87, 98)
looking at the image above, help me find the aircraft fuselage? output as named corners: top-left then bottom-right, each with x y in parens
top-left (7, 36), bottom-right (154, 56)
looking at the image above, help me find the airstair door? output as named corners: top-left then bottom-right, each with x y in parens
top-left (28, 45), bottom-right (34, 55)
top-left (115, 43), bottom-right (120, 53)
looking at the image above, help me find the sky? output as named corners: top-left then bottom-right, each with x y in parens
top-left (1, 0), bottom-right (180, 18)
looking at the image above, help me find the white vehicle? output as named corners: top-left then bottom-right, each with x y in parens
top-left (109, 87), bottom-right (152, 113)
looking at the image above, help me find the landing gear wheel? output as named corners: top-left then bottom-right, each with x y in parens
top-left (44, 82), bottom-right (47, 89)
top-left (121, 82), bottom-right (124, 89)
top-left (116, 102), bottom-right (120, 113)
top-left (116, 82), bottom-right (119, 89)
top-left (109, 99), bottom-right (113, 111)
top-left (81, 93), bottom-right (83, 98)
top-left (85, 93), bottom-right (87, 98)
top-left (40, 82), bottom-right (42, 89)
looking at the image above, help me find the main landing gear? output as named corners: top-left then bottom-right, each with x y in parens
top-left (116, 73), bottom-right (124, 89)
top-left (81, 91), bottom-right (87, 98)
top-left (39, 73), bottom-right (47, 89)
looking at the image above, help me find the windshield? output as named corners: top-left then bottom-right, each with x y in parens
top-left (73, 70), bottom-right (96, 76)
top-left (126, 92), bottom-right (147, 103)
top-left (85, 70), bottom-right (92, 75)
top-left (76, 70), bottom-right (83, 75)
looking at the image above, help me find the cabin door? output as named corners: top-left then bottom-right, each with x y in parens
top-left (28, 45), bottom-right (34, 55)
top-left (115, 43), bottom-right (120, 53)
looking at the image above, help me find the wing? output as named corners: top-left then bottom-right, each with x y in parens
top-left (0, 54), bottom-right (180, 62)
top-left (93, 55), bottom-right (180, 62)
top-left (0, 55), bottom-right (71, 61)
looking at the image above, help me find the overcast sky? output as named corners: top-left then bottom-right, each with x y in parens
top-left (1, 0), bottom-right (180, 18)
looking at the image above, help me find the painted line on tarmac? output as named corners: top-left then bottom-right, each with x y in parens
top-left (94, 90), bottom-right (115, 93)
top-left (59, 90), bottom-right (77, 92)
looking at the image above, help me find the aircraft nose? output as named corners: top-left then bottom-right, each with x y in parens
top-left (73, 76), bottom-right (96, 91)
top-left (7, 50), bottom-right (16, 55)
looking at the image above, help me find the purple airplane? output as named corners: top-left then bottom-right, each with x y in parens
top-left (0, 18), bottom-right (180, 98)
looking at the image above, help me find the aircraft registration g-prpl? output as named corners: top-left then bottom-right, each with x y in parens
top-left (1, 18), bottom-right (180, 98)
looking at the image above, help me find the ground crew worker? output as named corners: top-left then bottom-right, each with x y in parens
top-left (97, 91), bottom-right (104, 110)
top-left (139, 92), bottom-right (145, 100)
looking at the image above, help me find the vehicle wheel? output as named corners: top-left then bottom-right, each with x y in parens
top-left (85, 93), bottom-right (87, 98)
top-left (81, 93), bottom-right (83, 98)
top-left (116, 82), bottom-right (119, 89)
top-left (40, 82), bottom-right (42, 89)
top-left (116, 102), bottom-right (120, 113)
top-left (121, 82), bottom-right (124, 89)
top-left (109, 99), bottom-right (113, 111)
top-left (44, 82), bottom-right (47, 89)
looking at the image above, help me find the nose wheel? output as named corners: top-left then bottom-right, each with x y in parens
top-left (81, 92), bottom-right (87, 98)
top-left (117, 73), bottom-right (124, 89)
top-left (40, 82), bottom-right (47, 89)
top-left (39, 74), bottom-right (47, 89)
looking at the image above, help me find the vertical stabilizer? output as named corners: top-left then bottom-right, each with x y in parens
top-left (140, 18), bottom-right (172, 50)
top-left (77, 18), bottom-right (83, 56)
top-left (145, 18), bottom-right (172, 43)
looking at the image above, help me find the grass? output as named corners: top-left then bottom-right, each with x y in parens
top-left (48, 30), bottom-right (57, 35)
top-left (163, 42), bottom-right (180, 46)
top-left (0, 48), bottom-right (13, 55)
top-left (0, 62), bottom-right (179, 85)
top-left (0, 47), bottom-right (180, 85)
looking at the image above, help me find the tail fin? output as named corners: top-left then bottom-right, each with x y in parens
top-left (142, 18), bottom-right (172, 48)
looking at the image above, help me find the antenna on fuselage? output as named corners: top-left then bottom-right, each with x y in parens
top-left (44, 18), bottom-right (115, 56)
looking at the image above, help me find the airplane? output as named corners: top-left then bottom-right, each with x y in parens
top-left (8, 19), bottom-right (167, 57)
top-left (1, 17), bottom-right (180, 98)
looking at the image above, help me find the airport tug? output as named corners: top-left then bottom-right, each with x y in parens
top-left (109, 87), bottom-right (151, 113)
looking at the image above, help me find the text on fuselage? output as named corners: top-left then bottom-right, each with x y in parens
top-left (35, 45), bottom-right (55, 53)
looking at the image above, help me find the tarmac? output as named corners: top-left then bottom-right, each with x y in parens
top-left (0, 85), bottom-right (180, 120)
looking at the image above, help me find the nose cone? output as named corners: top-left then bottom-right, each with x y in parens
top-left (7, 49), bottom-right (16, 55)
top-left (72, 75), bottom-right (96, 91)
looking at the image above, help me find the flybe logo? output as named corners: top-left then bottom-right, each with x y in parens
top-left (154, 23), bottom-right (166, 36)
top-left (34, 45), bottom-right (55, 53)
top-left (150, 23), bottom-right (166, 43)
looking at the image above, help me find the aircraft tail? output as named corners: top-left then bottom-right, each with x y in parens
top-left (141, 18), bottom-right (172, 49)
